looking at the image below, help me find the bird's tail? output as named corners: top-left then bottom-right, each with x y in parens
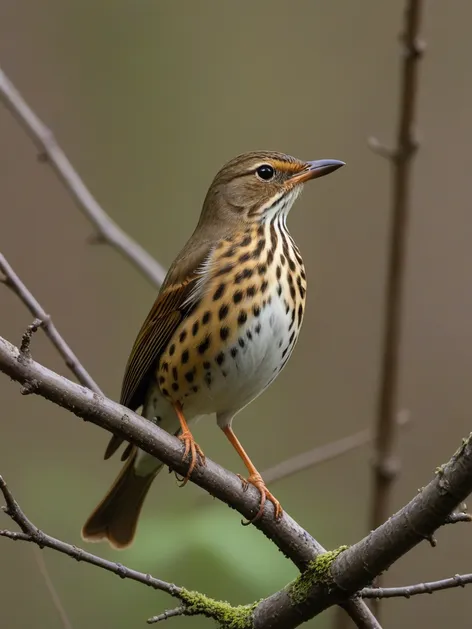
top-left (81, 448), bottom-right (163, 549)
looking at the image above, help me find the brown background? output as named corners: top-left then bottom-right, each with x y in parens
top-left (1, 2), bottom-right (471, 628)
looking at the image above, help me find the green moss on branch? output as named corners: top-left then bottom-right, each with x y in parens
top-left (179, 589), bottom-right (260, 629)
top-left (288, 546), bottom-right (349, 605)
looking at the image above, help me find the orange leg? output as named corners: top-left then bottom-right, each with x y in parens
top-left (173, 402), bottom-right (206, 486)
top-left (222, 425), bottom-right (282, 523)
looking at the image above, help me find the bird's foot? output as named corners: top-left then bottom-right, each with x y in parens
top-left (177, 430), bottom-right (206, 486)
top-left (237, 472), bottom-right (283, 524)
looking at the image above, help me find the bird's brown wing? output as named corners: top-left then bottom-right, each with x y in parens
top-left (120, 286), bottom-right (190, 409)
top-left (104, 254), bottom-right (210, 460)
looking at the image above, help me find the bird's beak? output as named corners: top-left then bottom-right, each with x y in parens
top-left (289, 159), bottom-right (345, 185)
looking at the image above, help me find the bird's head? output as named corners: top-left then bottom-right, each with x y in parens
top-left (200, 151), bottom-right (345, 226)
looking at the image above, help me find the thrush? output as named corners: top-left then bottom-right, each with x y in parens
top-left (82, 151), bottom-right (344, 548)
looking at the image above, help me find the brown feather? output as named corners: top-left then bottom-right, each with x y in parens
top-left (81, 448), bottom-right (160, 549)
top-left (105, 245), bottom-right (216, 458)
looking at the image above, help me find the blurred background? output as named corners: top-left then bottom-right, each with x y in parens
top-left (1, 2), bottom-right (471, 628)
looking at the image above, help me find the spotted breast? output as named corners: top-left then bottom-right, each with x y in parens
top-left (157, 214), bottom-right (306, 422)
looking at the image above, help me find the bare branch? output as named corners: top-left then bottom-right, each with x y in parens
top-left (368, 0), bottom-right (425, 617)
top-left (361, 573), bottom-right (472, 599)
top-left (0, 253), bottom-right (101, 393)
top-left (2, 334), bottom-right (472, 627)
top-left (148, 608), bottom-right (187, 624)
top-left (261, 411), bottom-right (410, 485)
top-left (0, 68), bottom-right (166, 288)
top-left (0, 476), bottom-right (181, 597)
top-left (263, 430), bottom-right (372, 484)
top-left (370, 0), bottom-right (424, 522)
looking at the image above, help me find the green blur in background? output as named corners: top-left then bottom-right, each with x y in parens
top-left (1, 2), bottom-right (472, 628)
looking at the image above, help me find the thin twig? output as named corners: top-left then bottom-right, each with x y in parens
top-left (0, 68), bottom-right (166, 288)
top-left (261, 410), bottom-right (410, 485)
top-left (0, 253), bottom-right (101, 393)
top-left (361, 573), bottom-right (472, 599)
top-left (32, 547), bottom-right (75, 629)
top-left (368, 0), bottom-right (425, 617)
top-left (0, 245), bottom-right (101, 629)
top-left (19, 317), bottom-right (43, 357)
top-left (423, 509), bottom-right (471, 548)
top-left (0, 476), bottom-right (181, 597)
top-left (444, 511), bottom-right (471, 524)
top-left (147, 607), bottom-right (187, 624)
top-left (264, 430), bottom-right (371, 484)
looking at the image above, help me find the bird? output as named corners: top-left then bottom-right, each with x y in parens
top-left (81, 151), bottom-right (344, 548)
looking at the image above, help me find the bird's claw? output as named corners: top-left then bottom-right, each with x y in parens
top-left (238, 472), bottom-right (283, 525)
top-left (177, 430), bottom-right (206, 486)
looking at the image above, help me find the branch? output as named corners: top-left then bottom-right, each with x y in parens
top-left (367, 0), bottom-right (425, 615)
top-left (370, 0), bottom-right (424, 521)
top-left (148, 608), bottom-right (187, 625)
top-left (0, 67), bottom-right (166, 288)
top-left (0, 479), bottom-right (238, 628)
top-left (361, 573), bottom-right (472, 599)
top-left (0, 333), bottom-right (373, 628)
top-left (2, 334), bottom-right (472, 627)
top-left (0, 253), bottom-right (101, 393)
top-left (0, 475), bottom-right (184, 598)
top-left (261, 411), bottom-right (410, 485)
top-left (264, 430), bottom-right (371, 484)
top-left (0, 252), bottom-right (371, 627)
top-left (252, 436), bottom-right (472, 628)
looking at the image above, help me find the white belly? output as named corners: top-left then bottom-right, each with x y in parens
top-left (189, 285), bottom-right (300, 419)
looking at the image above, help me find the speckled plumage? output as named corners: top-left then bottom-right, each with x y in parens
top-left (82, 151), bottom-right (344, 548)
top-left (157, 209), bottom-right (306, 418)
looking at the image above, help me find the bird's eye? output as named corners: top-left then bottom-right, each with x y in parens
top-left (256, 164), bottom-right (275, 181)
